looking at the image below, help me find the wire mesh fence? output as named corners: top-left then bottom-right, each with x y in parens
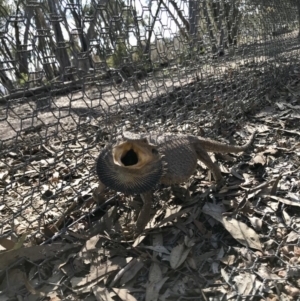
top-left (0, 0), bottom-right (300, 300)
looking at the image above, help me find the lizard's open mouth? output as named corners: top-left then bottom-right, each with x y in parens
top-left (121, 149), bottom-right (138, 166)
top-left (96, 140), bottom-right (164, 194)
top-left (112, 141), bottom-right (155, 169)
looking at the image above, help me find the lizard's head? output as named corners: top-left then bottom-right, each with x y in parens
top-left (96, 137), bottom-right (163, 194)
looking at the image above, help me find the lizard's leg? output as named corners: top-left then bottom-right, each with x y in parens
top-left (194, 145), bottom-right (224, 186)
top-left (135, 191), bottom-right (153, 234)
top-left (92, 181), bottom-right (107, 205)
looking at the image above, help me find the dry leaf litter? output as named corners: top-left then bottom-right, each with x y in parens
top-left (0, 68), bottom-right (300, 301)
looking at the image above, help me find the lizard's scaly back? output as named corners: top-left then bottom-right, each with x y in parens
top-left (144, 133), bottom-right (199, 185)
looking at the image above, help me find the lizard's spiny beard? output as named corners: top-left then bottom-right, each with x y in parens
top-left (96, 141), bottom-right (163, 194)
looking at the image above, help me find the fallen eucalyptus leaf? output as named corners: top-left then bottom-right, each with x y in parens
top-left (170, 243), bottom-right (192, 269)
top-left (223, 217), bottom-right (262, 251)
top-left (268, 195), bottom-right (300, 207)
top-left (92, 286), bottom-right (114, 301)
top-left (203, 203), bottom-right (262, 251)
top-left (112, 288), bottom-right (138, 301)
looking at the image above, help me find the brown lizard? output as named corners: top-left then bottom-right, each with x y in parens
top-left (95, 130), bottom-right (256, 233)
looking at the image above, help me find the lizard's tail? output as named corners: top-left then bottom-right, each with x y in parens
top-left (197, 130), bottom-right (257, 153)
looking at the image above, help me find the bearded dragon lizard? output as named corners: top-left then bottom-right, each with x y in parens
top-left (95, 130), bottom-right (256, 233)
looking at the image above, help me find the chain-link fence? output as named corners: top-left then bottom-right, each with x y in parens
top-left (1, 0), bottom-right (300, 300)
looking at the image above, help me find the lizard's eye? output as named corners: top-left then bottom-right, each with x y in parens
top-left (152, 148), bottom-right (158, 155)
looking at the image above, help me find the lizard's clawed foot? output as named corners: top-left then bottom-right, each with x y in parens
top-left (92, 182), bottom-right (107, 205)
